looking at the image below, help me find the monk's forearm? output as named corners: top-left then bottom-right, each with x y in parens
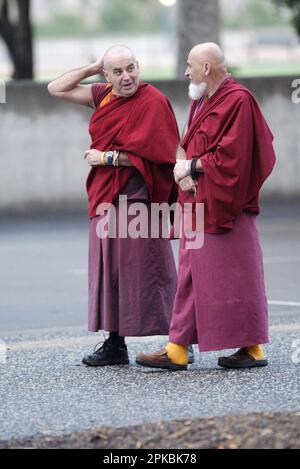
top-left (48, 63), bottom-right (100, 93)
top-left (176, 145), bottom-right (186, 160)
top-left (176, 144), bottom-right (203, 170)
top-left (174, 155), bottom-right (203, 184)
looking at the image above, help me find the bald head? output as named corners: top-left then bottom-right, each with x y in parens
top-left (185, 42), bottom-right (229, 99)
top-left (103, 45), bottom-right (137, 71)
top-left (102, 44), bottom-right (140, 98)
top-left (189, 42), bottom-right (226, 72)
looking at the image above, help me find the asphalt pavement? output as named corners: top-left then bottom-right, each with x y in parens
top-left (0, 202), bottom-right (299, 442)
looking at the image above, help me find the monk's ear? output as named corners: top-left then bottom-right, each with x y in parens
top-left (204, 62), bottom-right (211, 76)
top-left (103, 69), bottom-right (110, 82)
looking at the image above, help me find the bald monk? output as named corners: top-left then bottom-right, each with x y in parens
top-left (48, 45), bottom-right (182, 366)
top-left (136, 43), bottom-right (276, 371)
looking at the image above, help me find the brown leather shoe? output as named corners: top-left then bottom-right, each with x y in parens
top-left (135, 348), bottom-right (187, 371)
top-left (218, 348), bottom-right (268, 369)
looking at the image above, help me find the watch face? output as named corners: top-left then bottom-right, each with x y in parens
top-left (106, 151), bottom-right (114, 165)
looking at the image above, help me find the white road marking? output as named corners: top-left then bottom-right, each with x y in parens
top-left (69, 269), bottom-right (88, 276)
top-left (268, 301), bottom-right (300, 307)
top-left (264, 256), bottom-right (300, 264)
top-left (5, 334), bottom-right (168, 352)
top-left (4, 323), bottom-right (300, 352)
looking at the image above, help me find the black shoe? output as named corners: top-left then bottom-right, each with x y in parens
top-left (188, 345), bottom-right (194, 364)
top-left (82, 339), bottom-right (129, 367)
top-left (218, 348), bottom-right (268, 369)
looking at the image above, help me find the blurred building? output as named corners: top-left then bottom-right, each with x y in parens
top-left (32, 0), bottom-right (104, 20)
top-left (0, 0), bottom-right (300, 79)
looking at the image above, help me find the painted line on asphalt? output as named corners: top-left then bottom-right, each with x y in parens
top-left (268, 301), bottom-right (300, 307)
top-left (69, 268), bottom-right (88, 276)
top-left (264, 256), bottom-right (300, 264)
top-left (4, 323), bottom-right (300, 352)
top-left (5, 334), bottom-right (168, 352)
top-left (270, 323), bottom-right (300, 333)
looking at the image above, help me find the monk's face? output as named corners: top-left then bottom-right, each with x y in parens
top-left (104, 55), bottom-right (140, 97)
top-left (185, 52), bottom-right (208, 85)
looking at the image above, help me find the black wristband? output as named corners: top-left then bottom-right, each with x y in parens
top-left (190, 158), bottom-right (198, 177)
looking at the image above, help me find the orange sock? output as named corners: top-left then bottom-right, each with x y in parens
top-left (247, 345), bottom-right (265, 360)
top-left (165, 342), bottom-right (188, 365)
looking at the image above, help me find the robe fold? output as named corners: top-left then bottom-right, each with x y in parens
top-left (88, 82), bottom-right (179, 218)
top-left (180, 77), bottom-right (276, 233)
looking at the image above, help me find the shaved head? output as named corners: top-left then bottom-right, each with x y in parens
top-left (101, 44), bottom-right (140, 98)
top-left (103, 45), bottom-right (137, 70)
top-left (189, 42), bottom-right (226, 71)
top-left (185, 42), bottom-right (229, 99)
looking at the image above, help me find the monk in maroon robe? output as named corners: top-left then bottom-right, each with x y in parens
top-left (136, 42), bottom-right (276, 371)
top-left (48, 45), bottom-right (180, 367)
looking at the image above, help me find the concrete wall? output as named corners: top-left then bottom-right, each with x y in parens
top-left (0, 77), bottom-right (299, 215)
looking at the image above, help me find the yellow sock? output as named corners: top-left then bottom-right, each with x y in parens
top-left (247, 345), bottom-right (265, 360)
top-left (165, 342), bottom-right (188, 365)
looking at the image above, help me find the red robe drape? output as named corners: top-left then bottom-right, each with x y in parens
top-left (180, 77), bottom-right (276, 233)
top-left (87, 82), bottom-right (179, 218)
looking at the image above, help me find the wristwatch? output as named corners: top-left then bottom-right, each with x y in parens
top-left (105, 151), bottom-right (114, 165)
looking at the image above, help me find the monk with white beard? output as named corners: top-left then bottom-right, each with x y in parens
top-left (136, 43), bottom-right (276, 371)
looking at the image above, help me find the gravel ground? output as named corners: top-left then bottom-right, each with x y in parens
top-left (0, 325), bottom-right (299, 444)
top-left (0, 207), bottom-right (299, 449)
top-left (1, 412), bottom-right (299, 449)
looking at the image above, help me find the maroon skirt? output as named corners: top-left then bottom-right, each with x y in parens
top-left (169, 212), bottom-right (269, 351)
top-left (88, 171), bottom-right (177, 336)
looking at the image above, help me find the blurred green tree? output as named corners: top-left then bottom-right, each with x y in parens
top-left (222, 0), bottom-right (290, 29)
top-left (100, 0), bottom-right (165, 33)
top-left (0, 0), bottom-right (33, 79)
top-left (274, 0), bottom-right (300, 35)
top-left (177, 0), bottom-right (220, 78)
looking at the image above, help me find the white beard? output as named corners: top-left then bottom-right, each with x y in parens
top-left (188, 82), bottom-right (207, 100)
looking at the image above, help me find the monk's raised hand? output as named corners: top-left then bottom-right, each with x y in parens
top-left (84, 149), bottom-right (104, 166)
top-left (174, 159), bottom-right (191, 184)
top-left (93, 58), bottom-right (104, 76)
top-left (179, 176), bottom-right (197, 193)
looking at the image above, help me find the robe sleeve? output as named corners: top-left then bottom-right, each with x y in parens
top-left (199, 94), bottom-right (255, 226)
top-left (91, 83), bottom-right (107, 108)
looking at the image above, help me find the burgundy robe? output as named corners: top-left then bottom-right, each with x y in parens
top-left (87, 82), bottom-right (179, 336)
top-left (88, 82), bottom-right (179, 218)
top-left (169, 77), bottom-right (275, 351)
top-left (180, 77), bottom-right (276, 233)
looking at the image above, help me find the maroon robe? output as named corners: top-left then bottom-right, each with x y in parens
top-left (180, 77), bottom-right (276, 233)
top-left (169, 77), bottom-right (275, 351)
top-left (88, 82), bottom-right (179, 218)
top-left (87, 82), bottom-right (179, 335)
